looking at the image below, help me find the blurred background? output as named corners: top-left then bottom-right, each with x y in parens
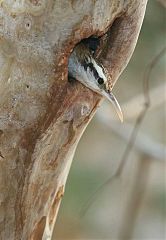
top-left (54, 0), bottom-right (165, 239)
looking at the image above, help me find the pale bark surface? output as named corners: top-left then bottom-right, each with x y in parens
top-left (0, 1), bottom-right (147, 239)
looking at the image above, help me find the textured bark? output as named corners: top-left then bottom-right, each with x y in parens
top-left (0, 1), bottom-right (148, 239)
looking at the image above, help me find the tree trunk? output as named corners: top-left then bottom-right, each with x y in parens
top-left (0, 1), bottom-right (148, 239)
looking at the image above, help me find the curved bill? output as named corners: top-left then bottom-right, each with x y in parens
top-left (103, 91), bottom-right (123, 122)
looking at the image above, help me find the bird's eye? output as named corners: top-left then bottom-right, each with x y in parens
top-left (98, 77), bottom-right (104, 85)
top-left (87, 63), bottom-right (94, 69)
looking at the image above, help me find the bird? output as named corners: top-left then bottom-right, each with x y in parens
top-left (68, 42), bottom-right (123, 122)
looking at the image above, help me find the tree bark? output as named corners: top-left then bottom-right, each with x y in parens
top-left (0, 1), bottom-right (148, 239)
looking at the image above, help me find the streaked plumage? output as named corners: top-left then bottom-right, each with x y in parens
top-left (68, 43), bottom-right (123, 122)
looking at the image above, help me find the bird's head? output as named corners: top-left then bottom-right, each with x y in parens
top-left (68, 43), bottom-right (123, 122)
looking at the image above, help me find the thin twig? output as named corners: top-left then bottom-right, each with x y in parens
top-left (157, 0), bottom-right (166, 8)
top-left (80, 46), bottom-right (166, 216)
top-left (120, 83), bottom-right (166, 120)
top-left (118, 154), bottom-right (151, 239)
top-left (103, 121), bottom-right (165, 161)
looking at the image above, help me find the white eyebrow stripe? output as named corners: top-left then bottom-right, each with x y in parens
top-left (91, 59), bottom-right (107, 83)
